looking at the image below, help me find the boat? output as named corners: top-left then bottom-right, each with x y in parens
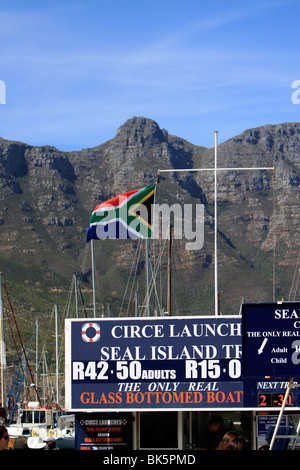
top-left (26, 427), bottom-right (48, 450)
top-left (55, 427), bottom-right (75, 450)
top-left (6, 400), bottom-right (64, 449)
top-left (26, 413), bottom-right (75, 450)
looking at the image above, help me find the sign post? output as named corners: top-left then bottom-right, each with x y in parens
top-left (269, 378), bottom-right (293, 450)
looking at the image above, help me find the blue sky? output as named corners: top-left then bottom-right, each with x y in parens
top-left (0, 0), bottom-right (299, 151)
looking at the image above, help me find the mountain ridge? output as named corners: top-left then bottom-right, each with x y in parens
top-left (0, 117), bottom-right (299, 341)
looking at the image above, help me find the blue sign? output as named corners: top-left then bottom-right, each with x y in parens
top-left (242, 302), bottom-right (300, 378)
top-left (65, 314), bottom-right (300, 411)
top-left (75, 412), bottom-right (133, 450)
top-left (65, 316), bottom-right (244, 411)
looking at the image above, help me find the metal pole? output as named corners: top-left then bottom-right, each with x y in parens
top-left (158, 166), bottom-right (274, 173)
top-left (55, 304), bottom-right (59, 405)
top-left (0, 272), bottom-right (4, 409)
top-left (74, 273), bottom-right (79, 318)
top-left (167, 224), bottom-right (173, 316)
top-left (158, 164), bottom-right (274, 317)
top-left (135, 290), bottom-right (138, 317)
top-left (42, 352), bottom-right (46, 408)
top-left (35, 318), bottom-right (38, 393)
top-left (269, 378), bottom-right (293, 450)
top-left (214, 131), bottom-right (218, 316)
top-left (146, 239), bottom-right (150, 317)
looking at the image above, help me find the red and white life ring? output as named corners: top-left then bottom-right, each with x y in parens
top-left (81, 322), bottom-right (100, 343)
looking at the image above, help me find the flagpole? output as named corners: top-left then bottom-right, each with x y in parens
top-left (91, 239), bottom-right (96, 318)
top-left (214, 131), bottom-right (218, 316)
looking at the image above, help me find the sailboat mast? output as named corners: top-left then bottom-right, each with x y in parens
top-left (74, 273), bottom-right (79, 318)
top-left (55, 304), bottom-right (59, 405)
top-left (0, 272), bottom-right (5, 409)
top-left (35, 318), bottom-right (38, 395)
top-left (167, 224), bottom-right (173, 316)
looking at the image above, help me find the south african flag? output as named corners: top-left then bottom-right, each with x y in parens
top-left (86, 184), bottom-right (156, 242)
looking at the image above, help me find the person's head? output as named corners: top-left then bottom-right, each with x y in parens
top-left (258, 440), bottom-right (269, 450)
top-left (208, 415), bottom-right (223, 433)
top-left (226, 436), bottom-right (249, 450)
top-left (216, 431), bottom-right (240, 450)
top-left (0, 426), bottom-right (9, 450)
top-left (45, 436), bottom-right (56, 449)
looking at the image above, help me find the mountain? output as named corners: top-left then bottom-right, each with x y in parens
top-left (0, 117), bottom-right (299, 343)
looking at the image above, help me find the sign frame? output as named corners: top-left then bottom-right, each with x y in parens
top-left (65, 315), bottom-right (244, 412)
top-left (65, 313), bottom-right (300, 412)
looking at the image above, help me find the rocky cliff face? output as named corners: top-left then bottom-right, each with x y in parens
top-left (0, 117), bottom-right (299, 322)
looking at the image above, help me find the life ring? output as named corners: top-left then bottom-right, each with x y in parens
top-left (81, 322), bottom-right (100, 343)
top-left (48, 429), bottom-right (54, 437)
top-left (31, 429), bottom-right (38, 437)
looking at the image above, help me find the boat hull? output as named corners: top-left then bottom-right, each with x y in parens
top-left (55, 436), bottom-right (75, 449)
